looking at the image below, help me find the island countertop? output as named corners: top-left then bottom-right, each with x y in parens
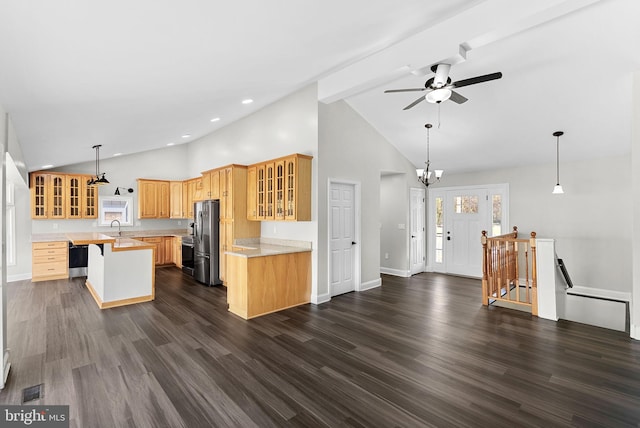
top-left (33, 232), bottom-right (155, 252)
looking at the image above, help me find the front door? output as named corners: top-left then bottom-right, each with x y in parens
top-left (329, 182), bottom-right (355, 296)
top-left (430, 184), bottom-right (508, 277)
top-left (445, 189), bottom-right (487, 277)
top-left (410, 187), bottom-right (425, 275)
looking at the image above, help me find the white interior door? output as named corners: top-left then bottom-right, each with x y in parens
top-left (410, 187), bottom-right (425, 275)
top-left (444, 189), bottom-right (487, 277)
top-left (329, 182), bottom-right (355, 296)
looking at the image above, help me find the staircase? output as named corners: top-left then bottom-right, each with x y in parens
top-left (481, 226), bottom-right (538, 315)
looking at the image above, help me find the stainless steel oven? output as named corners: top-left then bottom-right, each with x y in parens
top-left (181, 235), bottom-right (195, 276)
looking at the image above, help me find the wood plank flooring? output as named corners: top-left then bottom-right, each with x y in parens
top-left (2, 269), bottom-right (640, 427)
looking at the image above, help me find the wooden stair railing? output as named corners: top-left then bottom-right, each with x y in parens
top-left (481, 226), bottom-right (538, 316)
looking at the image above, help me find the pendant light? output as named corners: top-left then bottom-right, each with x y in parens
top-left (417, 123), bottom-right (443, 187)
top-left (552, 131), bottom-right (564, 194)
top-left (87, 144), bottom-right (109, 186)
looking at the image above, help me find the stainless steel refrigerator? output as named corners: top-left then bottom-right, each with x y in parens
top-left (193, 199), bottom-right (222, 286)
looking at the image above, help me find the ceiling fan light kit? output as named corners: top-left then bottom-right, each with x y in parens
top-left (425, 88), bottom-right (452, 104)
top-left (384, 62), bottom-right (502, 110)
top-left (552, 131), bottom-right (564, 194)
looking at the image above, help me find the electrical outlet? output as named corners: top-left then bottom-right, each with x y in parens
top-left (177, 221), bottom-right (182, 225)
top-left (52, 223), bottom-right (58, 229)
top-left (385, 252), bottom-right (389, 259)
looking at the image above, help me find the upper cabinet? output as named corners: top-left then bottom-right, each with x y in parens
top-left (137, 179), bottom-right (170, 219)
top-left (30, 171), bottom-right (98, 219)
top-left (169, 181), bottom-right (184, 219)
top-left (247, 154), bottom-right (312, 221)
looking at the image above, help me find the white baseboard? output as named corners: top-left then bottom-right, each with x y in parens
top-left (568, 286), bottom-right (631, 302)
top-left (311, 292), bottom-right (331, 305)
top-left (7, 273), bottom-right (32, 282)
top-left (380, 267), bottom-right (410, 277)
top-left (631, 324), bottom-right (639, 341)
top-left (360, 278), bottom-right (381, 291)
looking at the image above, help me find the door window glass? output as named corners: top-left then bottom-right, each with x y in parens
top-left (454, 196), bottom-right (478, 214)
top-left (492, 194), bottom-right (502, 236)
top-left (435, 196), bottom-right (444, 263)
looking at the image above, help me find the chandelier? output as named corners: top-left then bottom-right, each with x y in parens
top-left (417, 123), bottom-right (443, 187)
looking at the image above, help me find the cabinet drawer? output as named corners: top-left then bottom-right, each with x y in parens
top-left (33, 253), bottom-right (67, 264)
top-left (33, 261), bottom-right (68, 277)
top-left (33, 247), bottom-right (68, 258)
top-left (33, 241), bottom-right (68, 250)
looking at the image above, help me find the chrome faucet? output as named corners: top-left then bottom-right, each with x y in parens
top-left (110, 219), bottom-right (121, 236)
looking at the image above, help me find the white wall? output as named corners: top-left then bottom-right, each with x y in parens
top-left (632, 71), bottom-right (640, 339)
top-left (187, 84), bottom-right (319, 298)
top-left (380, 173), bottom-right (410, 275)
top-left (435, 155), bottom-right (632, 294)
top-left (318, 99), bottom-right (419, 299)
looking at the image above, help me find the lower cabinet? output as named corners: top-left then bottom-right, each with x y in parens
top-left (226, 251), bottom-right (311, 319)
top-left (32, 241), bottom-right (69, 282)
top-left (173, 236), bottom-right (182, 268)
top-left (135, 236), bottom-right (176, 266)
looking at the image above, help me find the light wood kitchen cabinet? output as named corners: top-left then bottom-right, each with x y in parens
top-left (216, 165), bottom-right (261, 283)
top-left (32, 241), bottom-right (69, 282)
top-left (247, 154), bottom-right (312, 222)
top-left (201, 169), bottom-right (221, 200)
top-left (137, 179), bottom-right (170, 219)
top-left (170, 181), bottom-right (184, 218)
top-left (173, 236), bottom-right (182, 267)
top-left (30, 172), bottom-right (65, 219)
top-left (193, 177), bottom-right (204, 202)
top-left (31, 171), bottom-right (97, 219)
top-left (163, 236), bottom-right (173, 264)
top-left (185, 179), bottom-right (196, 219)
top-left (226, 251), bottom-right (311, 319)
top-left (158, 181), bottom-right (170, 218)
top-left (246, 166), bottom-right (257, 220)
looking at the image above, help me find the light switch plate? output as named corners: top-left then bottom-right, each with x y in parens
top-left (398, 224), bottom-right (405, 230)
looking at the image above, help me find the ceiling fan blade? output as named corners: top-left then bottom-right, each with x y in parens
top-left (384, 88), bottom-right (426, 93)
top-left (451, 72), bottom-right (502, 89)
top-left (403, 94), bottom-right (426, 110)
top-left (449, 90), bottom-right (468, 104)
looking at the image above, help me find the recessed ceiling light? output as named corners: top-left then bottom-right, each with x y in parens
top-left (242, 99), bottom-right (253, 105)
top-left (181, 134), bottom-right (191, 138)
top-left (167, 143), bottom-right (175, 146)
top-left (113, 153), bottom-right (123, 157)
top-left (41, 164), bottom-right (53, 169)
top-left (210, 117), bottom-right (221, 122)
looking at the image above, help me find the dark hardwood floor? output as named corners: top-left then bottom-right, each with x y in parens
top-left (2, 269), bottom-right (640, 427)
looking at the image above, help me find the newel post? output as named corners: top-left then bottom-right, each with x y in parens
top-left (530, 231), bottom-right (538, 316)
top-left (481, 230), bottom-right (488, 306)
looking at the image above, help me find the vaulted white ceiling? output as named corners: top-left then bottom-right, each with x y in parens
top-left (0, 0), bottom-right (638, 173)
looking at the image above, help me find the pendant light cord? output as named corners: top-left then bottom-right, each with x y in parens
top-left (556, 135), bottom-right (560, 185)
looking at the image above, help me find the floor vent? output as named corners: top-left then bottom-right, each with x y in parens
top-left (22, 384), bottom-right (43, 403)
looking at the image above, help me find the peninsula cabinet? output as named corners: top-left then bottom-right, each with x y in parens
top-left (30, 171), bottom-right (97, 219)
top-left (247, 154), bottom-right (312, 221)
top-left (137, 179), bottom-right (170, 219)
top-left (32, 241), bottom-right (69, 282)
top-left (226, 251), bottom-right (311, 319)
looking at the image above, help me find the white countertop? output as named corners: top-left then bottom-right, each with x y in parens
top-left (225, 238), bottom-right (312, 258)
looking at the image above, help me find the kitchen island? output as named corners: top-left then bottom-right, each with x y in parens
top-left (225, 238), bottom-right (312, 319)
top-left (33, 233), bottom-right (156, 309)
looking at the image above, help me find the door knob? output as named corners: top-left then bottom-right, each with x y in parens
top-left (352, 241), bottom-right (356, 245)
top-left (411, 235), bottom-right (416, 238)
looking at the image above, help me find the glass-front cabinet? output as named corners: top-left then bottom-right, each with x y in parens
top-left (30, 172), bottom-right (97, 219)
top-left (246, 153), bottom-right (312, 222)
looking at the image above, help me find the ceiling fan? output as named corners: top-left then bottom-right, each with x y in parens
top-left (384, 64), bottom-right (502, 110)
